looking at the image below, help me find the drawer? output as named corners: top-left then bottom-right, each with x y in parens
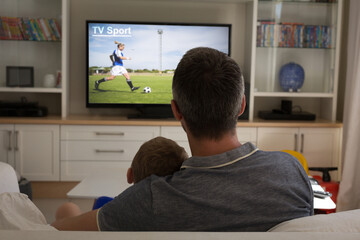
top-left (160, 126), bottom-right (191, 156)
top-left (61, 125), bottom-right (160, 141)
top-left (61, 141), bottom-right (144, 161)
top-left (161, 126), bottom-right (187, 141)
top-left (61, 161), bottom-right (131, 181)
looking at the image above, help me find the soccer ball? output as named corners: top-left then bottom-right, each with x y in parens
top-left (143, 86), bottom-right (151, 93)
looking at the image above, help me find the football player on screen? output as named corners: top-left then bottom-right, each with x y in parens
top-left (95, 41), bottom-right (140, 91)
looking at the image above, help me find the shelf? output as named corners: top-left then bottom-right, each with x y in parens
top-left (256, 46), bottom-right (335, 50)
top-left (0, 87), bottom-right (62, 93)
top-left (258, 0), bottom-right (337, 5)
top-left (252, 92), bottom-right (334, 98)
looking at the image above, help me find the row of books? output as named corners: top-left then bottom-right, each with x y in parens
top-left (257, 21), bottom-right (334, 49)
top-left (0, 16), bottom-right (61, 41)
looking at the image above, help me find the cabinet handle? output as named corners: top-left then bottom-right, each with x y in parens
top-left (294, 133), bottom-right (298, 151)
top-left (14, 131), bottom-right (19, 151)
top-left (95, 149), bottom-right (125, 153)
top-left (7, 131), bottom-right (12, 151)
top-left (95, 132), bottom-right (125, 136)
top-left (300, 133), bottom-right (304, 153)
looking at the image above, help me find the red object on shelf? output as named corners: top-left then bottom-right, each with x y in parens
top-left (313, 175), bottom-right (340, 214)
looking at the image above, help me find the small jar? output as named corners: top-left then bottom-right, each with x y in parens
top-left (43, 74), bottom-right (56, 88)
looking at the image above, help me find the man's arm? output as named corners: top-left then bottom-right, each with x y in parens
top-left (51, 209), bottom-right (100, 231)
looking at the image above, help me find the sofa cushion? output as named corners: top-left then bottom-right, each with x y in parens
top-left (268, 209), bottom-right (360, 232)
top-left (0, 192), bottom-right (56, 230)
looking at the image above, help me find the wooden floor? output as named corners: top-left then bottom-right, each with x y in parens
top-left (31, 181), bottom-right (93, 223)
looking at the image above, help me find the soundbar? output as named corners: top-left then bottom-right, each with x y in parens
top-left (0, 107), bottom-right (48, 117)
top-left (259, 111), bottom-right (316, 121)
top-left (0, 100), bottom-right (48, 117)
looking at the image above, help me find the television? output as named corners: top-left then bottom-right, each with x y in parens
top-left (86, 20), bottom-right (231, 118)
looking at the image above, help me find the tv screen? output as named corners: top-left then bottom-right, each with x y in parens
top-left (86, 21), bottom-right (231, 117)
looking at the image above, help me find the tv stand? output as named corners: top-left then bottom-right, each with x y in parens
top-left (128, 106), bottom-right (174, 119)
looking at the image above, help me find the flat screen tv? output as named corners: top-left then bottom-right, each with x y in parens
top-left (86, 20), bottom-right (231, 118)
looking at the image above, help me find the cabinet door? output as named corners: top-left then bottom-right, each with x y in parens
top-left (257, 127), bottom-right (299, 151)
top-left (300, 128), bottom-right (341, 181)
top-left (236, 127), bottom-right (257, 145)
top-left (15, 124), bottom-right (60, 181)
top-left (0, 124), bottom-right (15, 167)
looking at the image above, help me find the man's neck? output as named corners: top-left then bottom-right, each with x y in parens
top-left (188, 131), bottom-right (242, 157)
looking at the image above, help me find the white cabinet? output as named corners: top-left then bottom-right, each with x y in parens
top-left (160, 126), bottom-right (191, 156)
top-left (257, 127), bottom-right (341, 181)
top-left (0, 124), bottom-right (59, 181)
top-left (161, 126), bottom-right (258, 157)
top-left (60, 125), bottom-right (161, 181)
top-left (236, 127), bottom-right (257, 145)
top-left (0, 124), bottom-right (16, 167)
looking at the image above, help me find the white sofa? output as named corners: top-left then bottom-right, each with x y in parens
top-left (0, 162), bottom-right (359, 238)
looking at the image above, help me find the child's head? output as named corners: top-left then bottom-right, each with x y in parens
top-left (127, 136), bottom-right (189, 184)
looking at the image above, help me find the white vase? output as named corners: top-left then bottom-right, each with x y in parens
top-left (43, 74), bottom-right (56, 88)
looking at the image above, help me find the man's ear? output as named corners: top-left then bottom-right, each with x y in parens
top-left (238, 95), bottom-right (246, 117)
top-left (171, 99), bottom-right (182, 121)
top-left (127, 168), bottom-right (134, 184)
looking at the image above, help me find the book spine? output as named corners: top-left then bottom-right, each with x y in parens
top-left (37, 18), bottom-right (49, 40)
top-left (40, 18), bottom-right (52, 41)
top-left (34, 18), bottom-right (46, 40)
top-left (256, 21), bottom-right (262, 47)
top-left (29, 18), bottom-right (41, 40)
top-left (49, 18), bottom-right (61, 40)
top-left (54, 18), bottom-right (61, 39)
top-left (44, 19), bottom-right (57, 40)
top-left (23, 17), bottom-right (35, 41)
top-left (9, 17), bottom-right (23, 40)
top-left (1, 17), bottom-right (11, 39)
top-left (0, 17), bottom-right (6, 40)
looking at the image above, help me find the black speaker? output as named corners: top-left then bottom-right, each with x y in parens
top-left (281, 100), bottom-right (292, 114)
top-left (6, 66), bottom-right (34, 87)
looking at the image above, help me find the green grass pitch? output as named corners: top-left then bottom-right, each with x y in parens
top-left (88, 74), bottom-right (173, 104)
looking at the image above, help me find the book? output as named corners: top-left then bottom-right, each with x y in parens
top-left (22, 17), bottom-right (36, 41)
top-left (0, 17), bottom-right (6, 40)
top-left (37, 18), bottom-right (49, 40)
top-left (39, 18), bottom-right (52, 41)
top-left (6, 17), bottom-right (23, 40)
top-left (33, 18), bottom-right (46, 40)
top-left (29, 18), bottom-right (41, 40)
top-left (1, 17), bottom-right (11, 39)
top-left (49, 18), bottom-right (61, 40)
top-left (44, 19), bottom-right (57, 40)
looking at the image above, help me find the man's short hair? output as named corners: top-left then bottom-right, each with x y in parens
top-left (172, 47), bottom-right (245, 140)
top-left (131, 137), bottom-right (188, 183)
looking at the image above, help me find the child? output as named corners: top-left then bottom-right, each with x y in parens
top-left (54, 136), bottom-right (188, 218)
top-left (127, 136), bottom-right (189, 184)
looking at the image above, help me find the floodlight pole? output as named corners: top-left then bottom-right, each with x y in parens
top-left (158, 29), bottom-right (163, 75)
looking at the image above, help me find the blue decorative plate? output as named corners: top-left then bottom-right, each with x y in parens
top-left (279, 62), bottom-right (305, 92)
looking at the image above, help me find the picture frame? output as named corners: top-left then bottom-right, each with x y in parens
top-left (6, 66), bottom-right (34, 87)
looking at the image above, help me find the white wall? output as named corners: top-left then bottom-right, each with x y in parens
top-left (68, 0), bottom-right (248, 116)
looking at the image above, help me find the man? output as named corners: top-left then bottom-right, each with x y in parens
top-left (52, 47), bottom-right (313, 231)
top-left (95, 42), bottom-right (139, 91)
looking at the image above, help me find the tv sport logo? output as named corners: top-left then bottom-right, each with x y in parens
top-left (92, 26), bottom-right (132, 37)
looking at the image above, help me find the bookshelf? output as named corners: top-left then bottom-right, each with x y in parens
top-left (0, 0), bottom-right (69, 117)
top-left (248, 0), bottom-right (342, 122)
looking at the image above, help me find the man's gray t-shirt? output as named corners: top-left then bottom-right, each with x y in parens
top-left (97, 142), bottom-right (313, 231)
